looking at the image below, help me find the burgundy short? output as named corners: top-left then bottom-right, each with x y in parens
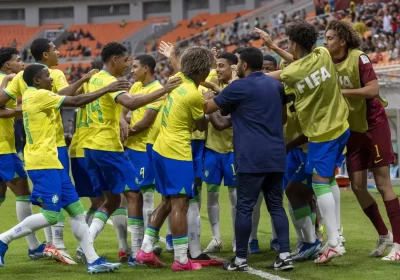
top-left (346, 120), bottom-right (394, 173)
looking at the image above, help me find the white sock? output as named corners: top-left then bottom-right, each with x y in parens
top-left (112, 214), bottom-right (128, 253)
top-left (235, 256), bottom-right (246, 265)
top-left (89, 218), bottom-right (106, 243)
top-left (52, 223), bottom-right (66, 249)
top-left (141, 234), bottom-right (157, 253)
top-left (316, 198), bottom-right (324, 227)
top-left (129, 220), bottom-right (144, 258)
top-left (317, 192), bottom-right (339, 246)
top-left (70, 214), bottom-right (99, 264)
top-left (250, 193), bottom-right (263, 241)
top-left (142, 192), bottom-right (154, 230)
top-left (43, 227), bottom-right (53, 245)
top-left (279, 252), bottom-right (290, 259)
top-left (187, 202), bottom-right (201, 258)
top-left (330, 184), bottom-right (341, 231)
top-left (297, 216), bottom-right (316, 243)
top-left (174, 242), bottom-right (188, 264)
top-left (166, 215), bottom-right (171, 235)
top-left (207, 191), bottom-right (220, 239)
top-left (288, 202), bottom-right (304, 243)
top-left (0, 213), bottom-right (50, 244)
top-left (16, 201), bottom-right (40, 250)
top-left (85, 211), bottom-right (95, 226)
top-left (228, 187), bottom-right (237, 245)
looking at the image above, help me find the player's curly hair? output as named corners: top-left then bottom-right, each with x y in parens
top-left (326, 20), bottom-right (361, 50)
top-left (101, 42), bottom-right (127, 63)
top-left (286, 20), bottom-right (318, 52)
top-left (180, 46), bottom-right (213, 80)
top-left (0, 47), bottom-right (19, 69)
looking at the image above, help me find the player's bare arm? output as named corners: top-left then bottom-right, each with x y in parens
top-left (61, 79), bottom-right (130, 107)
top-left (200, 81), bottom-right (222, 93)
top-left (0, 106), bottom-right (22, 119)
top-left (58, 69), bottom-right (99, 97)
top-left (115, 77), bottom-right (181, 111)
top-left (341, 79), bottom-right (379, 98)
top-left (159, 41), bottom-right (180, 74)
top-left (203, 89), bottom-right (220, 114)
top-left (255, 28), bottom-right (295, 63)
top-left (208, 111), bottom-right (232, 131)
top-left (266, 70), bottom-right (283, 82)
top-left (0, 74), bottom-right (16, 106)
top-left (128, 109), bottom-right (158, 137)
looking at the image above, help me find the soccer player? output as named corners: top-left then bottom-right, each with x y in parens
top-left (0, 38), bottom-right (96, 264)
top-left (135, 46), bottom-right (212, 271)
top-left (0, 47), bottom-right (45, 260)
top-left (0, 63), bottom-right (128, 273)
top-left (202, 52), bottom-right (238, 254)
top-left (82, 42), bottom-right (181, 256)
top-left (257, 21), bottom-right (349, 264)
top-left (325, 20), bottom-right (400, 260)
top-left (120, 54), bottom-right (164, 265)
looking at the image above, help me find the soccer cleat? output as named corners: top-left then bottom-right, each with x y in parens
top-left (188, 253), bottom-right (223, 266)
top-left (290, 241), bottom-right (302, 256)
top-left (339, 234), bottom-right (346, 246)
top-left (128, 256), bottom-right (145, 267)
top-left (370, 232), bottom-right (393, 257)
top-left (166, 234), bottom-right (174, 253)
top-left (203, 238), bottom-right (223, 253)
top-left (45, 245), bottom-right (77, 265)
top-left (136, 250), bottom-right (165, 267)
top-left (154, 245), bottom-right (163, 256)
top-left (249, 239), bottom-right (261, 254)
top-left (292, 239), bottom-right (322, 261)
top-left (267, 255), bottom-right (294, 271)
top-left (314, 241), bottom-right (345, 264)
top-left (223, 257), bottom-right (248, 271)
top-left (118, 251), bottom-right (129, 262)
top-left (270, 239), bottom-right (280, 252)
top-left (87, 257), bottom-right (120, 274)
top-left (28, 243), bottom-right (46, 260)
top-left (0, 240), bottom-right (8, 267)
top-left (172, 259), bottom-right (202, 271)
top-left (381, 242), bottom-right (400, 261)
top-left (76, 246), bottom-right (87, 264)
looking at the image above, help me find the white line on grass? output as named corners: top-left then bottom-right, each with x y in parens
top-left (104, 218), bottom-right (289, 280)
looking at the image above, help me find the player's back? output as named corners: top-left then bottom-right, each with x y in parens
top-left (153, 72), bottom-right (204, 161)
top-left (84, 70), bottom-right (125, 152)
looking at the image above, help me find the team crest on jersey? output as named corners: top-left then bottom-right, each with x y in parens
top-left (360, 55), bottom-right (370, 64)
top-left (204, 170), bottom-right (209, 178)
top-left (52, 194), bottom-right (59, 204)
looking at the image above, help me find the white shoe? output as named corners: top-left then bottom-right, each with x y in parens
top-left (46, 245), bottom-right (77, 265)
top-left (203, 238), bottom-right (223, 253)
top-left (314, 241), bottom-right (345, 264)
top-left (370, 232), bottom-right (393, 257)
top-left (339, 234), bottom-right (346, 246)
top-left (381, 242), bottom-right (400, 261)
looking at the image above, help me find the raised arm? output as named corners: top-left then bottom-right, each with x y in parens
top-left (159, 41), bottom-right (180, 74)
top-left (255, 28), bottom-right (295, 64)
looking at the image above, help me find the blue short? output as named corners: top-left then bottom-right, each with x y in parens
top-left (57, 146), bottom-right (70, 175)
top-left (71, 157), bottom-right (103, 198)
top-left (125, 148), bottom-right (155, 188)
top-left (84, 149), bottom-right (138, 195)
top-left (306, 128), bottom-right (350, 177)
top-left (191, 140), bottom-right (205, 179)
top-left (202, 148), bottom-right (236, 186)
top-left (146, 144), bottom-right (153, 163)
top-left (28, 169), bottom-right (79, 212)
top-left (282, 148), bottom-right (304, 189)
top-left (152, 150), bottom-right (195, 198)
top-left (0, 153), bottom-right (27, 183)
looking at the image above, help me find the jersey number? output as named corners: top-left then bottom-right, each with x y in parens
top-left (161, 96), bottom-right (173, 127)
top-left (23, 112), bottom-right (33, 144)
top-left (76, 108), bottom-right (88, 128)
top-left (87, 99), bottom-right (104, 124)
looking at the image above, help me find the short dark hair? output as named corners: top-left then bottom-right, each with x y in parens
top-left (286, 20), bottom-right (318, 52)
top-left (326, 20), bottom-right (361, 49)
top-left (135, 54), bottom-right (156, 74)
top-left (263, 54), bottom-right (277, 67)
top-left (237, 47), bottom-right (263, 71)
top-left (91, 57), bottom-right (104, 70)
top-left (101, 42), bottom-right (127, 63)
top-left (30, 38), bottom-right (52, 61)
top-left (217, 52), bottom-right (238, 65)
top-left (23, 64), bottom-right (46, 87)
top-left (0, 47), bottom-right (19, 69)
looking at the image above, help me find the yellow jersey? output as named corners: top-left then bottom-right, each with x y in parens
top-left (22, 87), bottom-right (65, 170)
top-left (0, 73), bottom-right (17, 155)
top-left (146, 103), bottom-right (164, 146)
top-left (125, 80), bottom-right (163, 152)
top-left (83, 70), bottom-right (126, 152)
top-left (4, 66), bottom-right (69, 147)
top-left (153, 72), bottom-right (205, 161)
top-left (69, 83), bottom-right (89, 158)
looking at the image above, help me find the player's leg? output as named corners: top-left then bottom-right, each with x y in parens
top-left (0, 181), bottom-right (6, 206)
top-left (249, 192), bottom-right (263, 254)
top-left (0, 170), bottom-right (62, 267)
top-left (224, 152), bottom-right (237, 252)
top-left (111, 195), bottom-right (129, 262)
top-left (191, 140), bottom-right (205, 210)
top-left (347, 129), bottom-right (392, 257)
top-left (203, 148), bottom-right (223, 253)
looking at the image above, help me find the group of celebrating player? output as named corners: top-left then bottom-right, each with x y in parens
top-left (0, 17), bottom-right (399, 275)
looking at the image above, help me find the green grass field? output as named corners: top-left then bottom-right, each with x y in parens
top-left (1, 187), bottom-right (400, 280)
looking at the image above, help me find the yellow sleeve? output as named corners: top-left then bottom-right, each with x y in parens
top-left (37, 90), bottom-right (66, 111)
top-left (52, 69), bottom-right (69, 92)
top-left (189, 91), bottom-right (205, 121)
top-left (4, 71), bottom-right (25, 100)
top-left (110, 90), bottom-right (126, 100)
top-left (146, 99), bottom-right (163, 111)
top-left (129, 83), bottom-right (141, 95)
top-left (82, 82), bottom-right (88, 94)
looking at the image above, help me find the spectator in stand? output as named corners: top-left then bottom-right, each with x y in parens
top-left (254, 17), bottom-right (260, 29)
top-left (388, 42), bottom-right (398, 61)
top-left (120, 19), bottom-right (127, 28)
top-left (96, 41), bottom-right (102, 49)
top-left (354, 17), bottom-right (367, 37)
top-left (392, 12), bottom-right (398, 36)
top-left (384, 11), bottom-right (392, 35)
top-left (67, 43), bottom-right (74, 51)
top-left (350, 1), bottom-right (356, 22)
